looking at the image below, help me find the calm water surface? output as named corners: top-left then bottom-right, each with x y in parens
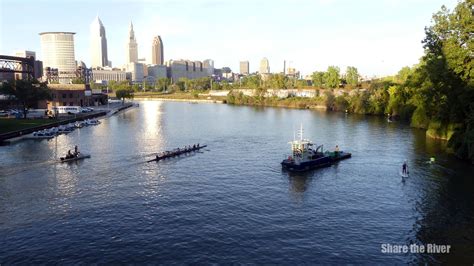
top-left (1, 101), bottom-right (473, 264)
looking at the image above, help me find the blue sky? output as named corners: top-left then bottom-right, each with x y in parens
top-left (0, 0), bottom-right (458, 77)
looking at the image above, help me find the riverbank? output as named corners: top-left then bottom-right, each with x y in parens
top-left (133, 92), bottom-right (225, 103)
top-left (0, 103), bottom-right (135, 144)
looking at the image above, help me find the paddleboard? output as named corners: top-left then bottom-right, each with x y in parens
top-left (399, 171), bottom-right (409, 178)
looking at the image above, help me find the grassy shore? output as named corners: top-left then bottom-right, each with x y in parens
top-left (0, 118), bottom-right (53, 134)
top-left (133, 91), bottom-right (226, 101)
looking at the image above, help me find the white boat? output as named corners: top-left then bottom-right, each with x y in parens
top-left (29, 130), bottom-right (55, 139)
top-left (57, 125), bottom-right (74, 134)
top-left (85, 119), bottom-right (101, 126)
top-left (75, 121), bottom-right (85, 128)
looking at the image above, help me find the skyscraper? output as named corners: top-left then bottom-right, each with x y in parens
top-left (39, 32), bottom-right (76, 83)
top-left (127, 21), bottom-right (138, 64)
top-left (151, 35), bottom-right (164, 65)
top-left (240, 61), bottom-right (249, 75)
top-left (90, 16), bottom-right (108, 68)
top-left (259, 57), bottom-right (270, 74)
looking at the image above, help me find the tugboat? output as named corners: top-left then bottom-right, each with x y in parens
top-left (281, 125), bottom-right (351, 172)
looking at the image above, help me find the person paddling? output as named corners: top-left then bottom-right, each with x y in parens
top-left (402, 160), bottom-right (408, 175)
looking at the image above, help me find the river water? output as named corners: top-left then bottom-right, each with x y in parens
top-left (0, 100), bottom-right (473, 264)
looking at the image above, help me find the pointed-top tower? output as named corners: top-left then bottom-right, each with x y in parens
top-left (90, 15), bottom-right (108, 67)
top-left (127, 21), bottom-right (138, 64)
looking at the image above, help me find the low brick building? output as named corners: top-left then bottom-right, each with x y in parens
top-left (38, 84), bottom-right (93, 109)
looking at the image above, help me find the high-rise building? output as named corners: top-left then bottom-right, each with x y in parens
top-left (240, 61), bottom-right (249, 75)
top-left (90, 16), bottom-right (109, 68)
top-left (151, 35), bottom-right (164, 65)
top-left (203, 59), bottom-right (214, 76)
top-left (259, 57), bottom-right (270, 74)
top-left (127, 21), bottom-right (138, 64)
top-left (39, 32), bottom-right (76, 83)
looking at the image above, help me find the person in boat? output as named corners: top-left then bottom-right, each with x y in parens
top-left (335, 145), bottom-right (340, 157)
top-left (66, 150), bottom-right (73, 159)
top-left (193, 144), bottom-right (196, 149)
top-left (74, 145), bottom-right (79, 157)
top-left (402, 160), bottom-right (408, 175)
top-left (197, 143), bottom-right (200, 148)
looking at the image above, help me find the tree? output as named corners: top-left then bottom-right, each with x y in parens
top-left (413, 0), bottom-right (474, 161)
top-left (267, 74), bottom-right (288, 89)
top-left (242, 75), bottom-right (261, 89)
top-left (155, 77), bottom-right (170, 92)
top-left (71, 77), bottom-right (85, 84)
top-left (345, 66), bottom-right (359, 86)
top-left (311, 71), bottom-right (325, 87)
top-left (0, 79), bottom-right (51, 118)
top-left (324, 66), bottom-right (340, 88)
top-left (115, 88), bottom-right (134, 104)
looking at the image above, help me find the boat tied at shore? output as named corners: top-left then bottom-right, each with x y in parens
top-left (281, 125), bottom-right (351, 172)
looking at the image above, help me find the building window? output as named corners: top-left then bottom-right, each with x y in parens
top-left (69, 93), bottom-right (73, 98)
top-left (70, 102), bottom-right (74, 106)
top-left (63, 102), bottom-right (67, 106)
top-left (62, 94), bottom-right (66, 98)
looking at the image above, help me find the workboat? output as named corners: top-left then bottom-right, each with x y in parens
top-left (148, 145), bottom-right (207, 162)
top-left (60, 153), bottom-right (91, 162)
top-left (281, 125), bottom-right (351, 172)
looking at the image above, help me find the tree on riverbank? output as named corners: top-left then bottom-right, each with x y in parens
top-left (115, 88), bottom-right (134, 104)
top-left (324, 66), bottom-right (340, 88)
top-left (0, 79), bottom-right (51, 118)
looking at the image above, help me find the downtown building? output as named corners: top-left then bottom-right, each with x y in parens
top-left (167, 59), bottom-right (209, 82)
top-left (90, 16), bottom-right (109, 68)
top-left (259, 57), bottom-right (270, 74)
top-left (240, 61), bottom-right (249, 75)
top-left (39, 32), bottom-right (77, 83)
top-left (151, 36), bottom-right (164, 65)
top-left (126, 21), bottom-right (138, 64)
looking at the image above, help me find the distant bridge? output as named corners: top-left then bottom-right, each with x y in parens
top-left (0, 55), bottom-right (35, 80)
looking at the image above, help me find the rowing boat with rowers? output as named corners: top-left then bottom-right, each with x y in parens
top-left (147, 145), bottom-right (207, 162)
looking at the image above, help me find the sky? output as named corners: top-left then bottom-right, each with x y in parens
top-left (0, 0), bottom-right (459, 78)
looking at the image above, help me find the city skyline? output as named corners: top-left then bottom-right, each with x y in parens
top-left (0, 0), bottom-right (459, 77)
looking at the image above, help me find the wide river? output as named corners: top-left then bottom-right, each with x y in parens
top-left (1, 101), bottom-right (473, 264)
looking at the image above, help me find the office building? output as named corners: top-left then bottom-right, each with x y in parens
top-left (151, 35), bottom-right (164, 65)
top-left (90, 16), bottom-right (109, 68)
top-left (39, 32), bottom-right (76, 83)
top-left (259, 57), bottom-right (270, 74)
top-left (240, 61), bottom-right (249, 75)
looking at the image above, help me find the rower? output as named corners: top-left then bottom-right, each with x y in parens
top-left (335, 145), bottom-right (340, 156)
top-left (197, 143), bottom-right (200, 148)
top-left (193, 144), bottom-right (196, 149)
top-left (74, 145), bottom-right (79, 157)
top-left (67, 150), bottom-right (73, 159)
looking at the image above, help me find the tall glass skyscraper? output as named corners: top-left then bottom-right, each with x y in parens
top-left (90, 16), bottom-right (108, 68)
top-left (151, 35), bottom-right (164, 65)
